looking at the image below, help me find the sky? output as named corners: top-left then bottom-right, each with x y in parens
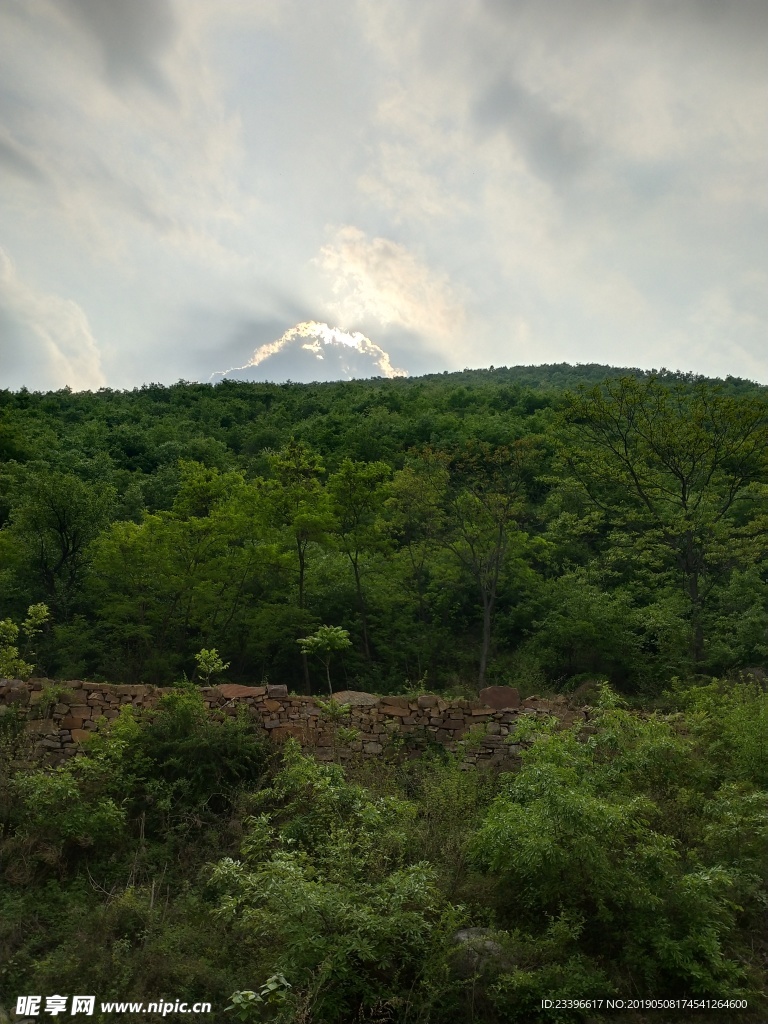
top-left (0, 0), bottom-right (766, 391)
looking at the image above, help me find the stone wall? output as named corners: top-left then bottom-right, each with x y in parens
top-left (0, 678), bottom-right (590, 769)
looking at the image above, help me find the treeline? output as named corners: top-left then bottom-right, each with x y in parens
top-left (1, 366), bottom-right (767, 694)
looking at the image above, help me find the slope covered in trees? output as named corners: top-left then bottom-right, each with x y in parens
top-left (1, 364), bottom-right (767, 1022)
top-left (1, 364), bottom-right (767, 695)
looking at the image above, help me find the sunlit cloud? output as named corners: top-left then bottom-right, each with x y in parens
top-left (212, 320), bottom-right (408, 383)
top-left (0, 248), bottom-right (105, 391)
top-left (316, 227), bottom-right (466, 344)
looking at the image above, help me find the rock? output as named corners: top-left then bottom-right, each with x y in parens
top-left (330, 690), bottom-right (379, 706)
top-left (266, 684), bottom-right (288, 698)
top-left (478, 685), bottom-right (520, 710)
top-left (218, 684), bottom-right (267, 699)
top-left (25, 718), bottom-right (57, 734)
top-left (271, 725), bottom-right (306, 742)
top-left (450, 928), bottom-right (513, 979)
top-left (380, 695), bottom-right (409, 708)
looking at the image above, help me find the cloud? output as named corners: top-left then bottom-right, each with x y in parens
top-left (472, 75), bottom-right (593, 182)
top-left (0, 249), bottom-right (105, 391)
top-left (0, 0), bottom-right (766, 389)
top-left (213, 321), bottom-right (408, 383)
top-left (59, 0), bottom-right (177, 92)
top-left (315, 227), bottom-right (466, 343)
top-left (0, 133), bottom-right (47, 184)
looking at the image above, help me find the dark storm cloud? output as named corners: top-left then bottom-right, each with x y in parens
top-left (60, 0), bottom-right (177, 92)
top-left (473, 76), bottom-right (592, 182)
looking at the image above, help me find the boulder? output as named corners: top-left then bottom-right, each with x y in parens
top-left (450, 927), bottom-right (513, 979)
top-left (478, 685), bottom-right (520, 710)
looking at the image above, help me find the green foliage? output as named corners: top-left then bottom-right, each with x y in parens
top-left (297, 625), bottom-right (352, 694)
top-left (0, 603), bottom-right (49, 679)
top-left (11, 767), bottom-right (126, 854)
top-left (107, 688), bottom-right (270, 822)
top-left (1, 369), bottom-right (768, 1013)
top-left (0, 685), bottom-right (766, 1018)
top-left (666, 676), bottom-right (768, 787)
top-left (195, 647), bottom-right (230, 684)
top-left (560, 376), bottom-right (768, 667)
top-left (226, 974), bottom-right (292, 1021)
top-left (0, 370), bottom-right (765, 696)
top-left (211, 741), bottom-right (454, 1022)
top-left (471, 697), bottom-right (766, 999)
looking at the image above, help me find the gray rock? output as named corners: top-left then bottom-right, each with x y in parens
top-left (330, 690), bottom-right (379, 707)
top-left (450, 927), bottom-right (513, 979)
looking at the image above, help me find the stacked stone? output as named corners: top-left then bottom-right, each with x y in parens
top-left (0, 678), bottom-right (589, 768)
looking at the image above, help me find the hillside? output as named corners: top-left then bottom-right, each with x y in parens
top-left (1, 364), bottom-right (767, 1021)
top-left (1, 363), bottom-right (767, 694)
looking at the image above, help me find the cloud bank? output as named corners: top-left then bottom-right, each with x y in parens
top-left (0, 0), bottom-right (766, 388)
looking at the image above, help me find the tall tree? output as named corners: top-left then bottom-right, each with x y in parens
top-left (562, 376), bottom-right (768, 664)
top-left (260, 441), bottom-right (331, 692)
top-left (384, 458), bottom-right (450, 676)
top-left (9, 471), bottom-right (115, 619)
top-left (439, 439), bottom-right (534, 688)
top-left (327, 458), bottom-right (391, 661)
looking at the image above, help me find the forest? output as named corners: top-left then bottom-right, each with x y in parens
top-left (1, 364), bottom-right (767, 1022)
top-left (1, 363), bottom-right (767, 695)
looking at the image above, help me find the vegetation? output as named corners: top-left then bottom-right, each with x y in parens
top-left (1, 364), bottom-right (767, 1020)
top-left (1, 681), bottom-right (766, 1022)
top-left (0, 365), bottom-right (765, 695)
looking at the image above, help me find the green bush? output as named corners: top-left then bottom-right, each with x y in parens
top-left (470, 699), bottom-right (762, 999)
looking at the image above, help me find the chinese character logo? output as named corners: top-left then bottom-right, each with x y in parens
top-left (44, 995), bottom-right (68, 1016)
top-left (16, 996), bottom-right (42, 1016)
top-left (71, 996), bottom-right (96, 1016)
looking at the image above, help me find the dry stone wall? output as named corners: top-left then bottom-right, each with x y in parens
top-left (0, 678), bottom-right (590, 769)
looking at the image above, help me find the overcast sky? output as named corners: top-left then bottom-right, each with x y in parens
top-left (1, 0), bottom-right (766, 391)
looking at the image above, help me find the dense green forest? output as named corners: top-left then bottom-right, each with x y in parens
top-left (1, 365), bottom-right (767, 1023)
top-left (1, 364), bottom-right (767, 695)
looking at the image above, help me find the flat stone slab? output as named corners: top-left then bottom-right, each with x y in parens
top-left (478, 685), bottom-right (520, 710)
top-left (217, 684), bottom-right (267, 699)
top-left (331, 690), bottom-right (380, 707)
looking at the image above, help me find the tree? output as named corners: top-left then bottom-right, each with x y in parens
top-left (562, 377), bottom-right (768, 664)
top-left (260, 441), bottom-right (332, 692)
top-left (327, 459), bottom-right (391, 661)
top-left (86, 488), bottom-right (273, 684)
top-left (437, 440), bottom-right (534, 688)
top-left (9, 471), bottom-right (115, 619)
top-left (194, 647), bottom-right (230, 685)
top-left (384, 458), bottom-right (450, 677)
top-left (297, 625), bottom-right (352, 694)
top-left (0, 603), bottom-right (49, 679)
